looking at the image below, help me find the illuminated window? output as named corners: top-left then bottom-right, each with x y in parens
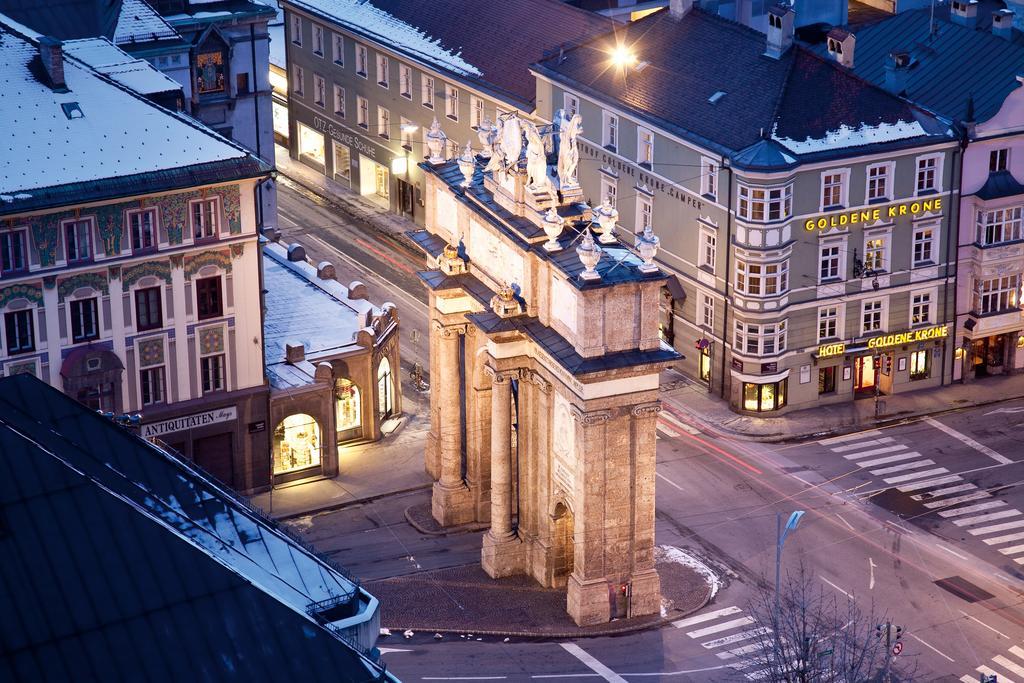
top-left (738, 184), bottom-right (792, 222)
top-left (699, 345), bottom-right (712, 383)
top-left (818, 306), bottom-right (839, 341)
top-left (911, 291), bottom-right (932, 326)
top-left (977, 207), bottom-right (1022, 245)
top-left (273, 413), bottom-right (322, 474)
top-left (864, 236), bottom-right (887, 272)
top-left (861, 298), bottom-right (884, 334)
top-left (818, 366), bottom-right (836, 394)
top-left (909, 349), bottom-right (929, 380)
top-left (297, 122), bottom-right (325, 165)
top-left (196, 51), bottom-right (225, 94)
top-left (976, 275), bottom-right (1020, 314)
top-left (867, 163), bottom-right (890, 201)
top-left (735, 259), bottom-right (788, 297)
top-left (742, 379), bottom-right (786, 412)
top-left (336, 379), bottom-right (361, 437)
top-left (913, 226), bottom-right (936, 266)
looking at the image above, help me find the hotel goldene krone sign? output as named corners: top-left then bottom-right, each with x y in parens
top-left (817, 324), bottom-right (949, 359)
top-left (804, 197), bottom-right (942, 231)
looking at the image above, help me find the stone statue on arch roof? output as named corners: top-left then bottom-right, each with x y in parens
top-left (524, 121), bottom-right (551, 193)
top-left (557, 110), bottom-right (582, 190)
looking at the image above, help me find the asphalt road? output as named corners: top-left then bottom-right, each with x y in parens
top-left (276, 178), bottom-right (1024, 683)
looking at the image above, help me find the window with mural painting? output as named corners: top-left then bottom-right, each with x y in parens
top-left (196, 51), bottom-right (225, 94)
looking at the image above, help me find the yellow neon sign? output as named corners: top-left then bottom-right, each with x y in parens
top-left (816, 325), bottom-right (949, 358)
top-left (804, 197), bottom-right (942, 232)
top-left (817, 342), bottom-right (846, 358)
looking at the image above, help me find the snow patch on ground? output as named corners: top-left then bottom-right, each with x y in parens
top-left (656, 544), bottom-right (720, 599)
top-left (773, 119), bottom-right (929, 155)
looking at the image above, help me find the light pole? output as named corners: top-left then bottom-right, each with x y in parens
top-left (775, 510), bottom-right (806, 650)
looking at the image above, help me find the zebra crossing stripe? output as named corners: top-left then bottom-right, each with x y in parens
top-left (996, 654), bottom-right (1024, 678)
top-left (967, 519), bottom-right (1024, 535)
top-left (883, 467), bottom-right (949, 484)
top-left (715, 642), bottom-right (764, 660)
top-left (998, 544), bottom-right (1024, 556)
top-left (937, 501), bottom-right (1008, 518)
top-left (870, 459), bottom-right (935, 476)
top-left (979, 663), bottom-right (1020, 683)
top-left (922, 491), bottom-right (991, 508)
top-left (952, 509), bottom-right (1023, 527)
top-left (818, 430), bottom-right (881, 445)
top-left (701, 627), bottom-right (771, 649)
top-left (686, 616), bottom-right (756, 639)
top-left (830, 437), bottom-right (894, 453)
top-left (911, 483), bottom-right (978, 501)
top-left (841, 445), bottom-right (908, 460)
top-left (857, 451), bottom-right (925, 468)
top-left (982, 531), bottom-right (1024, 545)
top-left (672, 605), bottom-right (742, 629)
top-left (897, 474), bottom-right (963, 492)
top-left (1010, 646), bottom-right (1024, 660)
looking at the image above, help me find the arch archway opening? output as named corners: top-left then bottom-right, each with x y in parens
top-left (551, 502), bottom-right (575, 588)
top-left (273, 413), bottom-right (322, 475)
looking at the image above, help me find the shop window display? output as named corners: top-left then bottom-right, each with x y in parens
top-left (273, 413), bottom-right (322, 475)
top-left (742, 379), bottom-right (786, 412)
top-left (336, 378), bottom-right (362, 440)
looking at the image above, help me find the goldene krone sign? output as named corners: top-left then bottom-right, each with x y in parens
top-left (816, 324), bottom-right (948, 358)
top-left (805, 197), bottom-right (942, 232)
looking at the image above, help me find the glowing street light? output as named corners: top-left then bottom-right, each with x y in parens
top-left (609, 44), bottom-right (637, 69)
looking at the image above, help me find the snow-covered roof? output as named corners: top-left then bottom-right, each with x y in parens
top-left (64, 37), bottom-right (182, 96)
top-left (114, 0), bottom-right (181, 45)
top-left (0, 17), bottom-right (260, 201)
top-left (772, 120), bottom-right (930, 156)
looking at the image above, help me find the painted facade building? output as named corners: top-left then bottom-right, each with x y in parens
top-left (278, 0), bottom-right (608, 224)
top-left (0, 19), bottom-right (273, 491)
top-left (263, 239), bottom-right (402, 485)
top-left (532, 3), bottom-right (959, 415)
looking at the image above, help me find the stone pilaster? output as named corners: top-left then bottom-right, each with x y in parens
top-left (627, 402), bottom-right (662, 618)
top-left (424, 314), bottom-right (442, 481)
top-left (525, 371), bottom-right (553, 586)
top-left (431, 321), bottom-right (474, 526)
top-left (481, 364), bottom-right (525, 577)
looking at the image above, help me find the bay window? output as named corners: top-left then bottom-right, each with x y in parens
top-left (734, 320), bottom-right (787, 356)
top-left (977, 207), bottom-right (1022, 245)
top-left (976, 275), bottom-right (1020, 314)
top-left (736, 259), bottom-right (788, 297)
top-left (742, 379), bottom-right (786, 412)
top-left (738, 184), bottom-right (792, 222)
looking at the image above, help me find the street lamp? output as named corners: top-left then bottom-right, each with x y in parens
top-left (775, 510), bottom-right (805, 630)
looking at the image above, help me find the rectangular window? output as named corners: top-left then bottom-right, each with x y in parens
top-left (422, 75), bottom-right (434, 108)
top-left (821, 172), bottom-right (843, 208)
top-left (445, 83), bottom-right (458, 120)
top-left (313, 73), bottom-right (325, 108)
top-left (400, 116), bottom-right (413, 150)
top-left (196, 276), bottom-right (223, 320)
top-left (990, 148), bottom-right (1009, 173)
top-left (637, 127), bottom-right (654, 166)
top-left (911, 291), bottom-right (932, 326)
top-left (702, 158), bottom-right (718, 200)
top-left (864, 236), bottom-right (886, 272)
top-left (4, 309), bottom-right (34, 354)
top-left (700, 231), bottom-right (716, 272)
top-left (734, 320), bottom-right (787, 356)
top-left (564, 92), bottom-right (579, 117)
top-left (742, 379), bottom-right (787, 412)
top-left (292, 64), bottom-right (304, 96)
top-left (377, 106), bottom-right (390, 139)
top-left (819, 244), bottom-right (840, 281)
top-left (912, 226), bottom-right (935, 266)
top-left (736, 260), bottom-right (788, 297)
top-left (977, 207), bottom-right (1023, 245)
top-left (602, 111), bottom-right (618, 152)
top-left (357, 95), bottom-right (368, 128)
top-left (862, 299), bottom-right (884, 334)
top-left (737, 185), bottom-right (792, 222)
top-left (400, 64), bottom-right (412, 98)
top-left (818, 306), bottom-right (839, 341)
top-left (355, 44), bottom-right (368, 77)
top-left (977, 275), bottom-right (1020, 314)
top-left (201, 354), bottom-right (226, 393)
top-left (701, 293), bottom-right (714, 329)
top-left (0, 229), bottom-right (27, 274)
top-left (140, 366), bottom-right (166, 405)
top-left (135, 286), bottom-right (163, 331)
top-left (376, 52), bottom-right (388, 87)
top-left (916, 155), bottom-right (938, 193)
top-left (637, 195), bottom-right (652, 231)
top-left (332, 33), bottom-right (343, 65)
top-left (64, 219), bottom-right (93, 262)
top-left (600, 176), bottom-right (617, 208)
top-left (290, 13), bottom-right (301, 45)
top-left (312, 24), bottom-right (323, 56)
top-left (70, 297), bottom-right (99, 343)
top-left (236, 73), bottom-right (249, 94)
top-left (470, 95), bottom-right (485, 129)
top-left (866, 163), bottom-right (890, 201)
top-left (818, 366), bottom-right (836, 394)
top-left (191, 198), bottom-right (218, 240)
top-left (333, 84), bottom-right (345, 117)
top-left (909, 349), bottom-right (930, 380)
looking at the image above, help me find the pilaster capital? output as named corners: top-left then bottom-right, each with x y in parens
top-left (527, 370), bottom-right (551, 394)
top-left (432, 320), bottom-right (466, 338)
top-left (483, 363), bottom-right (520, 384)
top-left (631, 402), bottom-right (662, 419)
top-left (570, 407), bottom-right (612, 425)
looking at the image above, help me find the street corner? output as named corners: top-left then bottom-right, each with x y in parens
top-left (404, 499), bottom-right (488, 536)
top-left (654, 544), bottom-right (720, 620)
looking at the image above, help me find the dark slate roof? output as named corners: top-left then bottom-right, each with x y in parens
top-left (844, 7), bottom-right (1024, 123)
top-left (973, 170), bottom-right (1024, 200)
top-left (286, 0), bottom-right (612, 108)
top-left (0, 0), bottom-right (121, 40)
top-left (533, 7), bottom-right (951, 166)
top-left (0, 374), bottom-right (393, 683)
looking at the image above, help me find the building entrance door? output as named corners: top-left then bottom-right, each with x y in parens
top-left (194, 432), bottom-right (234, 486)
top-left (854, 355), bottom-right (876, 396)
top-left (397, 178), bottom-right (415, 218)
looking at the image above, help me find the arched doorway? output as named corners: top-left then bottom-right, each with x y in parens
top-left (377, 357), bottom-right (394, 422)
top-left (551, 502), bottom-right (575, 588)
top-left (273, 413), bottom-right (322, 476)
top-left (335, 378), bottom-right (362, 442)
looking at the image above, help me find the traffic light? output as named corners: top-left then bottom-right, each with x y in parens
top-left (883, 355), bottom-right (893, 374)
top-left (873, 355), bottom-right (881, 370)
top-left (894, 625), bottom-right (903, 641)
top-left (875, 624), bottom-right (883, 639)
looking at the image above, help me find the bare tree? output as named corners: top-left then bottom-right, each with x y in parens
top-left (741, 562), bottom-right (915, 682)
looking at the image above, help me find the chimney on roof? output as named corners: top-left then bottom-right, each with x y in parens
top-left (883, 51), bottom-right (911, 95)
top-left (826, 28), bottom-right (856, 69)
top-left (950, 0), bottom-right (979, 28)
top-left (765, 5), bottom-right (795, 60)
top-left (39, 36), bottom-right (66, 90)
top-left (993, 9), bottom-right (1015, 39)
top-left (669, 0), bottom-right (694, 19)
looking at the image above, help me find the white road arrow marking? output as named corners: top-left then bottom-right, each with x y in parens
top-left (378, 647), bottom-right (414, 654)
top-left (868, 557), bottom-right (876, 590)
top-left (984, 406), bottom-right (1024, 416)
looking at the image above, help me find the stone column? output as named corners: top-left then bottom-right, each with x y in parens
top-left (424, 308), bottom-right (441, 481)
top-left (431, 321), bottom-right (474, 526)
top-left (481, 364), bottom-right (524, 578)
top-left (627, 402), bottom-right (662, 619)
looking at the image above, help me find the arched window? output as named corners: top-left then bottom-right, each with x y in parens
top-left (273, 413), bottom-right (321, 475)
top-left (336, 378), bottom-right (362, 440)
top-left (377, 357), bottom-right (394, 420)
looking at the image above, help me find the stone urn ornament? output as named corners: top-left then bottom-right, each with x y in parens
top-left (635, 224), bottom-right (661, 274)
top-left (542, 207), bottom-right (564, 252)
top-left (426, 117), bottom-right (447, 165)
top-left (477, 117), bottom-right (494, 159)
top-left (576, 230), bottom-right (602, 281)
top-left (458, 141), bottom-right (475, 187)
top-left (594, 200), bottom-right (619, 244)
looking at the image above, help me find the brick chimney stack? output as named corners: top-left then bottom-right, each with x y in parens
top-left (39, 36), bottom-right (65, 89)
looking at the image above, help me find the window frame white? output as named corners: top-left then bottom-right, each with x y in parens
top-left (600, 175), bottom-right (617, 208)
top-left (699, 228), bottom-right (716, 273)
top-left (737, 184), bottom-right (793, 223)
top-left (0, 228), bottom-right (28, 274)
top-left (912, 223), bottom-right (938, 266)
top-left (399, 63), bottom-right (412, 98)
top-left (734, 319), bottom-right (788, 356)
top-left (602, 111), bottom-right (618, 152)
top-left (356, 94), bottom-right (368, 128)
top-left (333, 84), bottom-right (345, 117)
top-left (637, 126), bottom-right (654, 167)
top-left (355, 43), bottom-right (368, 78)
top-left (63, 217), bottom-right (94, 263)
top-left (291, 63), bottom-right (304, 96)
top-left (636, 193), bottom-right (652, 232)
top-left (910, 289), bottom-right (935, 327)
top-left (990, 148), bottom-right (1009, 173)
top-left (866, 162), bottom-right (893, 202)
top-left (312, 24), bottom-right (324, 57)
top-left (290, 13), bottom-right (302, 46)
top-left (376, 52), bottom-right (388, 88)
top-left (312, 72), bottom-right (326, 108)
top-left (701, 157), bottom-right (718, 201)
top-left (332, 33), bottom-right (343, 66)
top-left (700, 293), bottom-right (714, 330)
top-left (735, 258), bottom-right (789, 297)
top-left (563, 92), bottom-right (579, 117)
top-left (976, 274), bottom-right (1021, 315)
top-left (819, 168), bottom-right (849, 211)
top-left (817, 305), bottom-right (842, 342)
top-left (444, 83), bottom-right (459, 120)
top-left (915, 153), bottom-right (942, 195)
top-left (861, 298), bottom-right (886, 335)
top-left (189, 197), bottom-right (220, 241)
top-left (377, 105), bottom-right (390, 139)
top-left (470, 95), bottom-right (485, 129)
top-left (69, 296), bottom-right (100, 344)
top-left (127, 207), bottom-right (157, 253)
top-left (977, 206), bottom-right (1023, 245)
top-left (421, 74), bottom-right (434, 109)
top-left (863, 229), bottom-right (891, 273)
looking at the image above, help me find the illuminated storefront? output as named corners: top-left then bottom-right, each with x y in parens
top-left (297, 122), bottom-right (325, 167)
top-left (273, 413), bottom-right (322, 476)
top-left (335, 378), bottom-right (362, 442)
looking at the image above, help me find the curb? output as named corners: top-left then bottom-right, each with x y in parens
top-left (403, 505), bottom-right (489, 536)
top-left (273, 483), bottom-right (432, 521)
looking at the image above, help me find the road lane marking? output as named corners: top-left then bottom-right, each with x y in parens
top-left (868, 557), bottom-right (876, 590)
top-left (883, 467), bottom-right (949, 484)
top-left (715, 642), bottom-right (762, 659)
top-left (820, 576), bottom-right (852, 599)
top-left (912, 483), bottom-right (978, 500)
top-left (910, 634), bottom-right (955, 662)
top-left (870, 459), bottom-right (935, 476)
top-left (422, 678), bottom-right (508, 681)
top-left (938, 501), bottom-right (1009, 518)
top-left (559, 643), bottom-right (627, 683)
top-left (952, 509), bottom-right (1023, 527)
top-left (922, 491), bottom-right (991, 508)
top-left (841, 444), bottom-right (908, 460)
top-left (923, 417), bottom-right (1014, 465)
top-left (672, 605), bottom-right (742, 629)
top-left (1012, 646), bottom-right (1024, 661)
top-left (857, 451), bottom-right (926, 467)
top-left (936, 544), bottom-right (968, 560)
top-left (656, 472), bottom-right (686, 493)
top-left (968, 519), bottom-right (1024, 535)
top-left (594, 666), bottom-right (729, 678)
top-left (897, 474), bottom-right (963, 492)
top-left (998, 543), bottom-right (1024, 555)
top-left (700, 627), bottom-right (771, 649)
top-left (959, 610), bottom-right (1010, 640)
top-left (994, 655), bottom-right (1024, 678)
top-left (976, 664), bottom-right (1016, 683)
top-left (686, 617), bottom-right (756, 639)
top-left (819, 430), bottom-right (881, 445)
top-left (835, 513), bottom-right (856, 532)
top-left (983, 531), bottom-right (1024, 545)
top-left (829, 437), bottom-right (894, 452)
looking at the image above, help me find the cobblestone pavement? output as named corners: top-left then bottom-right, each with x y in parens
top-left (366, 554), bottom-right (712, 638)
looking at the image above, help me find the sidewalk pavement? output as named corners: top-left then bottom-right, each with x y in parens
top-left (273, 144), bottom-right (413, 238)
top-left (660, 366), bottom-right (1024, 443)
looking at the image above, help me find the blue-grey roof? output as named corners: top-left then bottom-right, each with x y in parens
top-left (845, 7), bottom-right (1024, 123)
top-left (973, 169), bottom-right (1024, 199)
top-left (0, 374), bottom-right (392, 683)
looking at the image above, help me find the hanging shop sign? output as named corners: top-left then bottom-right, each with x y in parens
top-left (815, 324), bottom-right (949, 358)
top-left (804, 197), bottom-right (942, 232)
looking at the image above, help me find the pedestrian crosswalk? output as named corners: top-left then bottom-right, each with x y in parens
top-left (819, 431), bottom-right (1024, 566)
top-left (672, 606), bottom-right (771, 680)
top-left (960, 644), bottom-right (1024, 683)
